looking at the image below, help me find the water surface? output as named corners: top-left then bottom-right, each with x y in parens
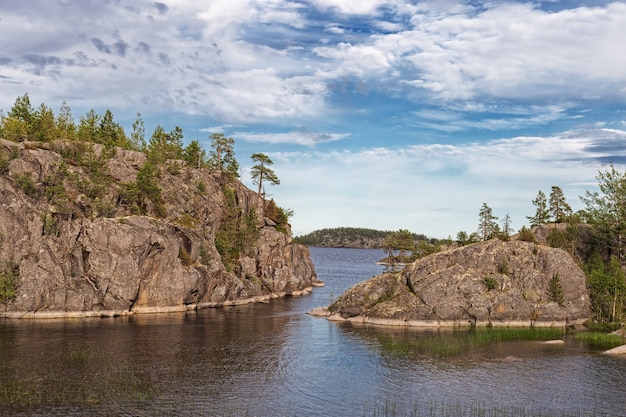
top-left (1, 247), bottom-right (625, 416)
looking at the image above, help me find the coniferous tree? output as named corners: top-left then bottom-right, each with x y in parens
top-left (56, 101), bottom-right (76, 140)
top-left (527, 190), bottom-right (550, 227)
top-left (549, 186), bottom-right (572, 223)
top-left (97, 109), bottom-right (127, 148)
top-left (183, 140), bottom-right (206, 169)
top-left (478, 203), bottom-right (498, 241)
top-left (8, 93), bottom-right (34, 130)
top-left (130, 112), bottom-right (146, 151)
top-left (31, 103), bottom-right (56, 142)
top-left (250, 152), bottom-right (280, 211)
top-left (501, 212), bottom-right (513, 239)
top-left (581, 164), bottom-right (626, 259)
top-left (77, 109), bottom-right (100, 143)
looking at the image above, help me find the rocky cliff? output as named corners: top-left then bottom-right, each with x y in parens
top-left (0, 139), bottom-right (321, 317)
top-left (315, 239), bottom-right (591, 327)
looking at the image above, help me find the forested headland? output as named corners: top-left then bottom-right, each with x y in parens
top-left (0, 93), bottom-right (320, 316)
top-left (294, 227), bottom-right (433, 249)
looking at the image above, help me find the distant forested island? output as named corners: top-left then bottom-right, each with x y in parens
top-left (294, 227), bottom-right (433, 248)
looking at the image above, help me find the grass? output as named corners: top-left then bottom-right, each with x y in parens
top-left (368, 400), bottom-right (611, 417)
top-left (573, 331), bottom-right (625, 349)
top-left (378, 327), bottom-right (565, 359)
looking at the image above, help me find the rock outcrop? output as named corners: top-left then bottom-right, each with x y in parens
top-left (318, 239), bottom-right (591, 327)
top-left (0, 139), bottom-right (320, 317)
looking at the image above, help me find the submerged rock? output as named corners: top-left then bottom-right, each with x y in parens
top-left (326, 239), bottom-right (591, 327)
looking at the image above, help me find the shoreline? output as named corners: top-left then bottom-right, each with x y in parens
top-left (0, 286), bottom-right (320, 320)
top-left (307, 306), bottom-right (589, 328)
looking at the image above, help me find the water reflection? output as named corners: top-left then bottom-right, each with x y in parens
top-left (1, 248), bottom-right (626, 417)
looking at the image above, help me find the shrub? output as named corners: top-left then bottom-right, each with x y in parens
top-left (548, 272), bottom-right (565, 306)
top-left (0, 261), bottom-right (18, 302)
top-left (517, 226), bottom-right (536, 243)
top-left (14, 173), bottom-right (38, 198)
top-left (483, 276), bottom-right (498, 291)
top-left (498, 258), bottom-right (510, 275)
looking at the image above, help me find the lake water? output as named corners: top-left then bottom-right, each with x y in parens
top-left (1, 247), bottom-right (625, 416)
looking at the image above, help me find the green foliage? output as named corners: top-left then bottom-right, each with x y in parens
top-left (478, 202), bottom-right (498, 241)
top-left (146, 125), bottom-right (184, 165)
top-left (41, 212), bottom-right (60, 237)
top-left (130, 112), bottom-right (146, 151)
top-left (498, 258), bottom-right (510, 275)
top-left (549, 186), bottom-right (572, 223)
top-left (208, 133), bottom-right (238, 176)
top-left (265, 199), bottom-right (293, 233)
top-left (14, 173), bottom-right (37, 198)
top-left (415, 241), bottom-right (441, 258)
top-left (0, 261), bottom-right (19, 302)
top-left (547, 228), bottom-right (568, 249)
top-left (120, 162), bottom-right (164, 217)
top-left (183, 140), bottom-right (206, 169)
top-left (586, 254), bottom-right (626, 322)
top-left (574, 331), bottom-right (625, 349)
top-left (483, 276), bottom-right (499, 291)
top-left (517, 225), bottom-right (537, 242)
top-left (548, 272), bottom-right (565, 306)
top-left (215, 187), bottom-right (259, 270)
top-left (382, 229), bottom-right (416, 271)
top-left (0, 152), bottom-right (9, 174)
top-left (527, 190), bottom-right (550, 226)
top-left (250, 152), bottom-right (280, 200)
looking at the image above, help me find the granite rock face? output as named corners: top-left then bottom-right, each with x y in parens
top-left (0, 139), bottom-right (319, 317)
top-left (327, 239), bottom-right (591, 327)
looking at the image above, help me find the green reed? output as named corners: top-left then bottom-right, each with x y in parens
top-left (573, 331), bottom-right (625, 349)
top-left (377, 327), bottom-right (565, 359)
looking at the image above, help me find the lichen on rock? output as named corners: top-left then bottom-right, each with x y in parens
top-left (326, 239), bottom-right (591, 327)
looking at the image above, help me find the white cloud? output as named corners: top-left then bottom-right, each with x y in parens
top-left (260, 128), bottom-right (626, 238)
top-left (236, 131), bottom-right (350, 147)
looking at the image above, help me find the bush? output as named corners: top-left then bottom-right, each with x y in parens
top-left (14, 173), bottom-right (38, 198)
top-left (548, 272), bottom-right (565, 306)
top-left (0, 262), bottom-right (18, 302)
top-left (483, 276), bottom-right (499, 291)
top-left (516, 226), bottom-right (536, 243)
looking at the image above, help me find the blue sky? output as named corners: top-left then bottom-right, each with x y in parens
top-left (1, 0), bottom-right (626, 238)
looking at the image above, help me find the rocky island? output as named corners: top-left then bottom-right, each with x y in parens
top-left (311, 238), bottom-right (592, 327)
top-left (0, 138), bottom-right (321, 318)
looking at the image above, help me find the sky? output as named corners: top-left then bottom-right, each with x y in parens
top-left (1, 0), bottom-right (626, 238)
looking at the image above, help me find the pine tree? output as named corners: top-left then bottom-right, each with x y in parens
top-left (130, 112), bottom-right (146, 151)
top-left (478, 203), bottom-right (498, 241)
top-left (250, 153), bottom-right (280, 211)
top-left (549, 186), bottom-right (572, 223)
top-left (527, 190), bottom-right (550, 227)
top-left (548, 272), bottom-right (565, 306)
top-left (56, 101), bottom-right (76, 140)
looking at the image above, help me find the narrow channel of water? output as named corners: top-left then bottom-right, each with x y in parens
top-left (0, 247), bottom-right (624, 416)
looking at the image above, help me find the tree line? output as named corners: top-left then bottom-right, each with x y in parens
top-left (0, 93), bottom-right (286, 219)
top-left (0, 94), bottom-right (294, 273)
top-left (463, 177), bottom-right (626, 325)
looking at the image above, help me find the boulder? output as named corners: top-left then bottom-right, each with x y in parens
top-left (326, 239), bottom-right (591, 327)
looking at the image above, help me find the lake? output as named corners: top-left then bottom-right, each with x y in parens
top-left (1, 247), bottom-right (625, 416)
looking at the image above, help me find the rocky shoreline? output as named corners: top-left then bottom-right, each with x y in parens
top-left (308, 306), bottom-right (588, 328)
top-left (0, 139), bottom-right (321, 317)
top-left (3, 284), bottom-right (325, 319)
